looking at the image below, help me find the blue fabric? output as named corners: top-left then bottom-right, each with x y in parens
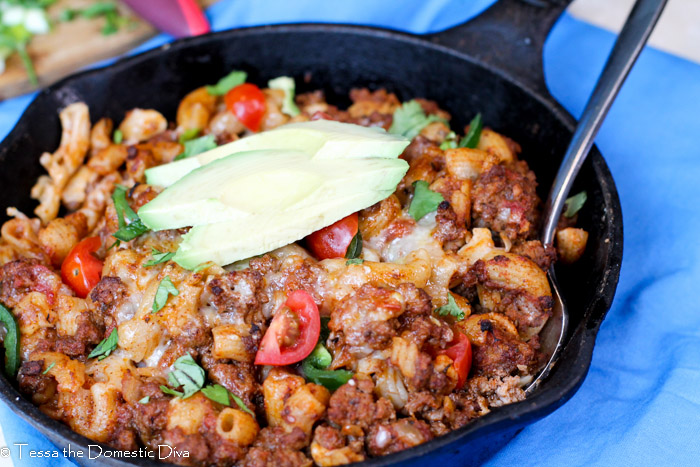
top-left (1, 1), bottom-right (699, 466)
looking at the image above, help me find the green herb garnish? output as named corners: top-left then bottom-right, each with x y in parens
top-left (163, 354), bottom-right (205, 399)
top-left (201, 384), bottom-right (255, 416)
top-left (144, 248), bottom-right (175, 267)
top-left (206, 70), bottom-right (247, 96)
top-left (409, 180), bottom-right (444, 221)
top-left (111, 185), bottom-right (150, 242)
top-left (439, 131), bottom-right (458, 150)
top-left (0, 304), bottom-right (19, 376)
top-left (301, 343), bottom-right (353, 392)
top-left (178, 128), bottom-right (201, 144)
top-left (268, 76), bottom-right (300, 117)
top-left (345, 230), bottom-right (362, 260)
top-left (113, 129), bottom-right (123, 144)
top-left (564, 191), bottom-right (587, 218)
top-left (138, 396), bottom-right (150, 404)
top-left (87, 329), bottom-right (119, 360)
top-left (42, 362), bottom-right (55, 375)
top-left (152, 276), bottom-right (178, 313)
top-left (435, 293), bottom-right (465, 321)
top-left (345, 258), bottom-right (364, 266)
top-left (173, 134), bottom-right (217, 161)
top-left (459, 113), bottom-right (483, 148)
top-left (389, 100), bottom-right (446, 139)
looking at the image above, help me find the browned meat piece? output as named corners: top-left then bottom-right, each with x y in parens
top-left (130, 183), bottom-right (159, 211)
top-left (206, 269), bottom-right (265, 322)
top-left (327, 377), bottom-right (395, 431)
top-left (17, 360), bottom-right (57, 405)
top-left (471, 317), bottom-right (538, 376)
top-left (242, 427), bottom-right (311, 467)
top-left (366, 418), bottom-right (433, 457)
top-left (160, 427), bottom-right (211, 466)
top-left (200, 355), bottom-right (259, 406)
top-left (433, 200), bottom-right (468, 247)
top-left (395, 283), bottom-right (453, 350)
top-left (329, 284), bottom-right (404, 351)
top-left (472, 164), bottom-right (540, 241)
top-left (55, 311), bottom-right (105, 357)
top-left (125, 144), bottom-right (159, 183)
top-left (89, 276), bottom-right (126, 335)
top-left (510, 240), bottom-right (557, 270)
top-left (0, 259), bottom-right (69, 306)
top-left (401, 135), bottom-right (444, 165)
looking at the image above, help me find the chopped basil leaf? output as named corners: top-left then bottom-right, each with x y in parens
top-left (268, 76), bottom-right (300, 117)
top-left (459, 113), bottom-right (483, 148)
top-left (345, 230), bottom-right (362, 259)
top-left (439, 131), bottom-right (458, 150)
top-left (389, 100), bottom-right (446, 139)
top-left (111, 185), bottom-right (150, 242)
top-left (174, 134), bottom-right (217, 161)
top-left (191, 261), bottom-right (215, 273)
top-left (206, 70), bottom-right (247, 96)
top-left (178, 128), bottom-right (201, 144)
top-left (201, 384), bottom-right (229, 405)
top-left (88, 328), bottom-right (119, 360)
top-left (42, 362), bottom-right (55, 375)
top-left (164, 354), bottom-right (205, 399)
top-left (144, 248), bottom-right (175, 267)
top-left (230, 392), bottom-right (255, 416)
top-left (152, 276), bottom-right (179, 313)
top-left (564, 191), bottom-right (587, 218)
top-left (0, 304), bottom-right (19, 376)
top-left (409, 180), bottom-right (444, 221)
top-left (201, 384), bottom-right (255, 416)
top-left (436, 293), bottom-right (465, 321)
top-left (113, 129), bottom-right (123, 144)
top-left (138, 396), bottom-right (150, 404)
top-left (160, 385), bottom-right (183, 398)
top-left (346, 258), bottom-right (364, 266)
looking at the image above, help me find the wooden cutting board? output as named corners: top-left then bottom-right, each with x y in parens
top-left (0, 0), bottom-right (219, 100)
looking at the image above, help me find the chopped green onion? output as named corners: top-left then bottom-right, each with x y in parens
top-left (409, 180), bottom-right (444, 221)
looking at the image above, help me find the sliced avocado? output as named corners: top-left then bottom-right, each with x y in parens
top-left (139, 148), bottom-right (408, 231)
top-left (145, 120), bottom-right (409, 187)
top-left (173, 182), bottom-right (404, 269)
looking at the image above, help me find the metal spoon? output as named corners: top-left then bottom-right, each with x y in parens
top-left (526, 0), bottom-right (667, 393)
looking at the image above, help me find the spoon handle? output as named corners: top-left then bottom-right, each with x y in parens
top-left (541, 0), bottom-right (667, 245)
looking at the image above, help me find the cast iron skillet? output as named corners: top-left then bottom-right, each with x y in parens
top-left (0, 0), bottom-right (622, 465)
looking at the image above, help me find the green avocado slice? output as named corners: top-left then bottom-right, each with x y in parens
top-left (144, 120), bottom-right (410, 187)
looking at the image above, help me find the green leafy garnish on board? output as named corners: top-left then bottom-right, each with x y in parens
top-left (174, 134), bottom-right (217, 161)
top-left (88, 329), bottom-right (119, 360)
top-left (111, 185), bottom-right (150, 242)
top-left (564, 191), bottom-right (587, 218)
top-left (268, 76), bottom-right (300, 117)
top-left (435, 294), bottom-right (465, 321)
top-left (113, 129), bottom-right (123, 144)
top-left (345, 231), bottom-right (362, 260)
top-left (144, 248), bottom-right (175, 267)
top-left (459, 113), bottom-right (483, 148)
top-left (61, 2), bottom-right (133, 37)
top-left (0, 304), bottom-right (19, 376)
top-left (42, 362), bottom-right (55, 375)
top-left (409, 180), bottom-right (444, 221)
top-left (201, 384), bottom-right (255, 416)
top-left (389, 100), bottom-right (446, 139)
top-left (162, 354), bottom-right (205, 399)
top-left (152, 276), bottom-right (178, 313)
top-left (206, 70), bottom-right (247, 96)
top-left (178, 128), bottom-right (201, 144)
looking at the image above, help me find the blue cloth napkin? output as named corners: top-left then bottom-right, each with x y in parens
top-left (2, 1), bottom-right (699, 466)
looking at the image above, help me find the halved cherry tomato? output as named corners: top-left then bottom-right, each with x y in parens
top-left (61, 237), bottom-right (103, 298)
top-left (255, 290), bottom-right (320, 366)
top-left (224, 83), bottom-right (267, 132)
top-left (306, 213), bottom-right (359, 260)
top-left (439, 332), bottom-right (472, 388)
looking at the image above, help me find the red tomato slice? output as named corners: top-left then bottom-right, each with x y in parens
top-left (224, 83), bottom-right (267, 132)
top-left (255, 290), bottom-right (320, 366)
top-left (61, 237), bottom-right (103, 299)
top-left (306, 213), bottom-right (359, 260)
top-left (439, 332), bottom-right (472, 388)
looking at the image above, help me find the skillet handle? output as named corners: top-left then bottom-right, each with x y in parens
top-left (428, 0), bottom-right (573, 98)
